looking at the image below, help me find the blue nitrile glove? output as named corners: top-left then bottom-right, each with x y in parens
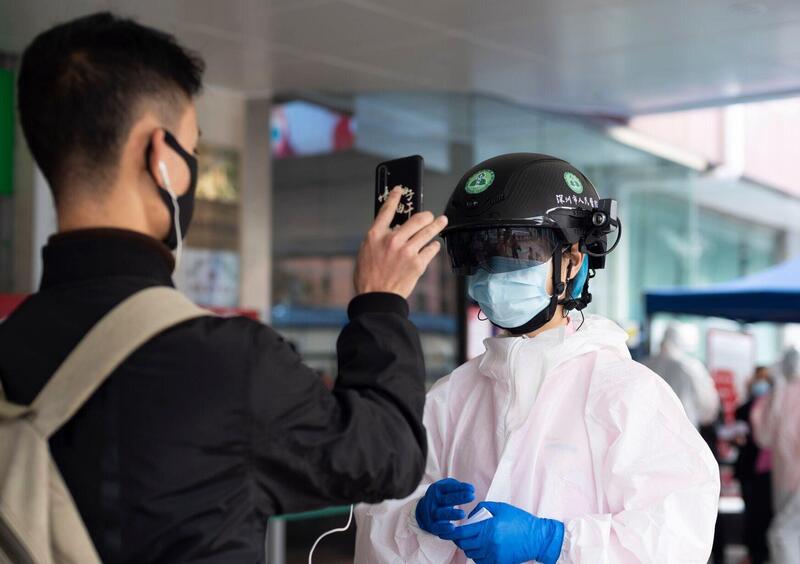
top-left (415, 478), bottom-right (476, 539)
top-left (446, 501), bottom-right (564, 564)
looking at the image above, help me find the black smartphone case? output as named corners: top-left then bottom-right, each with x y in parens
top-left (375, 155), bottom-right (424, 228)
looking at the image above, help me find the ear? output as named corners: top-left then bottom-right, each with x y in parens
top-left (147, 128), bottom-right (169, 188)
top-left (566, 243), bottom-right (584, 280)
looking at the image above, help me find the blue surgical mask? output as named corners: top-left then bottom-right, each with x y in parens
top-left (467, 259), bottom-right (552, 329)
top-left (751, 380), bottom-right (771, 398)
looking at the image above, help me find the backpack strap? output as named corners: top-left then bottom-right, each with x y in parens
top-left (0, 395), bottom-right (30, 419)
top-left (29, 287), bottom-right (209, 438)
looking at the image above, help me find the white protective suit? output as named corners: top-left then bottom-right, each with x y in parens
top-left (642, 324), bottom-right (720, 428)
top-left (751, 348), bottom-right (800, 564)
top-left (355, 315), bottom-right (720, 563)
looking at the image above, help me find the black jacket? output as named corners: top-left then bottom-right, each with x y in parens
top-left (0, 229), bottom-right (427, 563)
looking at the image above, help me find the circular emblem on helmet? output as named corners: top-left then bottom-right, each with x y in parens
top-left (564, 171), bottom-right (584, 194)
top-left (465, 169), bottom-right (495, 194)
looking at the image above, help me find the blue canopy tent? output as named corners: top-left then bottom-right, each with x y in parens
top-left (645, 255), bottom-right (800, 323)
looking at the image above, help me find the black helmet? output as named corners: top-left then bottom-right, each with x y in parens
top-left (443, 153), bottom-right (621, 332)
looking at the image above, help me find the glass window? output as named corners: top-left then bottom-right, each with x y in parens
top-left (271, 92), bottom-right (789, 382)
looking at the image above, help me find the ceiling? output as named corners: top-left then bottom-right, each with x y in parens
top-left (2, 0), bottom-right (800, 116)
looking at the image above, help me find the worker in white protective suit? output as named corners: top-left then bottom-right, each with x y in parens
top-left (642, 323), bottom-right (720, 428)
top-left (751, 347), bottom-right (800, 564)
top-left (355, 153), bottom-right (720, 564)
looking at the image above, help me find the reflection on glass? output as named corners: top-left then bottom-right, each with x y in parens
top-left (196, 143), bottom-right (240, 203)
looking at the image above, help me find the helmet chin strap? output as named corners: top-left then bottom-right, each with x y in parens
top-left (494, 249), bottom-right (566, 336)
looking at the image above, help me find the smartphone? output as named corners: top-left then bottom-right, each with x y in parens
top-left (374, 155), bottom-right (424, 228)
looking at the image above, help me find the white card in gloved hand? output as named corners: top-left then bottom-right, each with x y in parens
top-left (457, 507), bottom-right (493, 527)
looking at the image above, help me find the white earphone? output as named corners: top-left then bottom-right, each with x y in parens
top-left (307, 505), bottom-right (354, 564)
top-left (158, 160), bottom-right (173, 193)
top-left (157, 159), bottom-right (183, 270)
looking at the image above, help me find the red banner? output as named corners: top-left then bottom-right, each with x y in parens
top-left (713, 368), bottom-right (739, 423)
top-left (0, 294), bottom-right (27, 320)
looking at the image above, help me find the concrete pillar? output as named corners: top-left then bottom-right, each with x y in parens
top-left (785, 230), bottom-right (800, 260)
top-left (10, 91), bottom-right (35, 293)
top-left (240, 98), bottom-right (272, 319)
top-left (448, 98), bottom-right (475, 365)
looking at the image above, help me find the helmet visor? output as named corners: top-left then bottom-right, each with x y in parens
top-left (445, 227), bottom-right (562, 275)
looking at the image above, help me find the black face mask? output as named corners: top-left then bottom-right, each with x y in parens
top-left (150, 130), bottom-right (198, 250)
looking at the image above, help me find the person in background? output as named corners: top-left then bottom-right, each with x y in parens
top-left (751, 347), bottom-right (800, 564)
top-left (642, 323), bottom-right (720, 429)
top-left (734, 366), bottom-right (774, 564)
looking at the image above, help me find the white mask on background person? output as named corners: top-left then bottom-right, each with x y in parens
top-left (751, 380), bottom-right (771, 398)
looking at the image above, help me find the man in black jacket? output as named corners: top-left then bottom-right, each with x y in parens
top-left (0, 12), bottom-right (448, 563)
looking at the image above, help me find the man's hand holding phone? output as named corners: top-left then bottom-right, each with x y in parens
top-left (355, 186), bottom-right (448, 299)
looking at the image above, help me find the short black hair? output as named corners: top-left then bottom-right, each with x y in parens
top-left (17, 12), bottom-right (204, 201)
